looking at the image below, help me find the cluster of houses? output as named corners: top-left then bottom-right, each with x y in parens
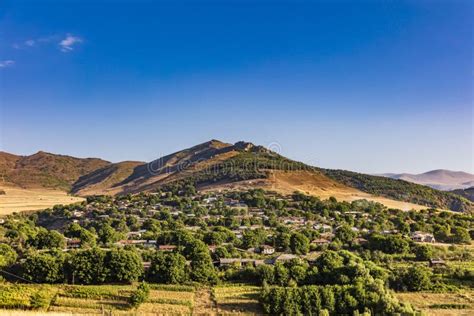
top-left (56, 192), bottom-right (442, 268)
top-left (411, 231), bottom-right (436, 243)
top-left (219, 253), bottom-right (298, 268)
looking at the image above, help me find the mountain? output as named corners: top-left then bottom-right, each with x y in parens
top-left (379, 169), bottom-right (474, 191)
top-left (70, 140), bottom-right (472, 212)
top-left (0, 151), bottom-right (110, 191)
top-left (1, 141), bottom-right (473, 212)
top-left (451, 187), bottom-right (474, 202)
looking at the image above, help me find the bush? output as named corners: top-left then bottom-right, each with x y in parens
top-left (30, 288), bottom-right (53, 310)
top-left (390, 265), bottom-right (432, 291)
top-left (129, 282), bottom-right (150, 308)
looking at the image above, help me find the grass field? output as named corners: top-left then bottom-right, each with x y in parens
top-left (213, 285), bottom-right (262, 315)
top-left (396, 291), bottom-right (474, 316)
top-left (0, 283), bottom-right (196, 315)
top-left (2, 283), bottom-right (473, 315)
top-left (0, 184), bottom-right (84, 215)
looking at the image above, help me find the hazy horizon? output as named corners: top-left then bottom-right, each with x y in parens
top-left (1, 1), bottom-right (472, 174)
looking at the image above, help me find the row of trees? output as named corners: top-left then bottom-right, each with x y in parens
top-left (18, 246), bottom-right (217, 285)
top-left (260, 280), bottom-right (414, 315)
top-left (223, 250), bottom-right (388, 287)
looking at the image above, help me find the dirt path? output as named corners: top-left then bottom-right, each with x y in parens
top-left (193, 287), bottom-right (217, 315)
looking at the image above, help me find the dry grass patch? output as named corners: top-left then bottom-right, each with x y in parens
top-left (214, 285), bottom-right (262, 315)
top-left (396, 292), bottom-right (474, 315)
top-left (0, 311), bottom-right (73, 316)
top-left (136, 302), bottom-right (191, 314)
top-left (0, 184), bottom-right (83, 215)
top-left (148, 290), bottom-right (194, 305)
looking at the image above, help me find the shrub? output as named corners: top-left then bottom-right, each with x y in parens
top-left (129, 282), bottom-right (150, 308)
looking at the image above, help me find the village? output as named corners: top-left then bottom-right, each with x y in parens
top-left (37, 188), bottom-right (453, 273)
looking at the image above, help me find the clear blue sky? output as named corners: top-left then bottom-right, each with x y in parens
top-left (0, 0), bottom-right (472, 174)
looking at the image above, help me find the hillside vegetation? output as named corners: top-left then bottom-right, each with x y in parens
top-left (322, 169), bottom-right (473, 213)
top-left (0, 151), bottom-right (109, 191)
top-left (451, 187), bottom-right (474, 203)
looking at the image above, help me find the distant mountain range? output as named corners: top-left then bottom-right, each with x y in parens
top-left (1, 140), bottom-right (473, 212)
top-left (379, 170), bottom-right (474, 191)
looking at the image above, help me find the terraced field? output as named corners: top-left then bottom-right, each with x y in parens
top-left (3, 283), bottom-right (472, 315)
top-left (0, 283), bottom-right (196, 315)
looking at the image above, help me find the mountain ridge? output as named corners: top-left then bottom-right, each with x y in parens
top-left (1, 140), bottom-right (472, 212)
top-left (378, 169), bottom-right (474, 191)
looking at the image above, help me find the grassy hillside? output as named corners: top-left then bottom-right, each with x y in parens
top-left (72, 161), bottom-right (143, 195)
top-left (321, 169), bottom-right (474, 212)
top-left (136, 143), bottom-right (472, 212)
top-left (0, 151), bottom-right (110, 191)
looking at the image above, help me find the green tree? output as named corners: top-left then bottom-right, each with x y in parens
top-left (290, 232), bottom-right (310, 255)
top-left (147, 252), bottom-right (188, 284)
top-left (64, 223), bottom-right (96, 247)
top-left (257, 264), bottom-right (275, 285)
top-left (28, 229), bottom-right (65, 249)
top-left (97, 224), bottom-right (123, 245)
top-left (106, 249), bottom-right (143, 283)
top-left (413, 244), bottom-right (433, 261)
top-left (68, 248), bottom-right (108, 284)
top-left (335, 225), bottom-right (356, 244)
top-left (452, 227), bottom-right (471, 244)
top-left (22, 252), bottom-right (65, 283)
top-left (0, 244), bottom-right (17, 268)
top-left (391, 265), bottom-right (432, 291)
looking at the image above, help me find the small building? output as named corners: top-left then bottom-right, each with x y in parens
top-left (319, 232), bottom-right (335, 240)
top-left (116, 239), bottom-right (156, 248)
top-left (126, 230), bottom-right (147, 239)
top-left (353, 237), bottom-right (368, 246)
top-left (313, 224), bottom-right (332, 232)
top-left (72, 210), bottom-right (84, 218)
top-left (311, 238), bottom-right (331, 246)
top-left (66, 238), bottom-right (81, 249)
top-left (258, 245), bottom-right (275, 255)
top-left (411, 232), bottom-right (436, 243)
top-left (158, 245), bottom-right (177, 252)
top-left (272, 253), bottom-right (298, 264)
top-left (219, 258), bottom-right (265, 268)
top-left (429, 258), bottom-right (446, 267)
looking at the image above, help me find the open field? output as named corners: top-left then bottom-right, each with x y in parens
top-left (0, 283), bottom-right (196, 315)
top-left (2, 283), bottom-right (474, 315)
top-left (213, 285), bottom-right (262, 315)
top-left (396, 291), bottom-right (474, 316)
top-left (0, 184), bottom-right (83, 215)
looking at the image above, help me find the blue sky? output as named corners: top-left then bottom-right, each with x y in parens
top-left (0, 0), bottom-right (472, 174)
